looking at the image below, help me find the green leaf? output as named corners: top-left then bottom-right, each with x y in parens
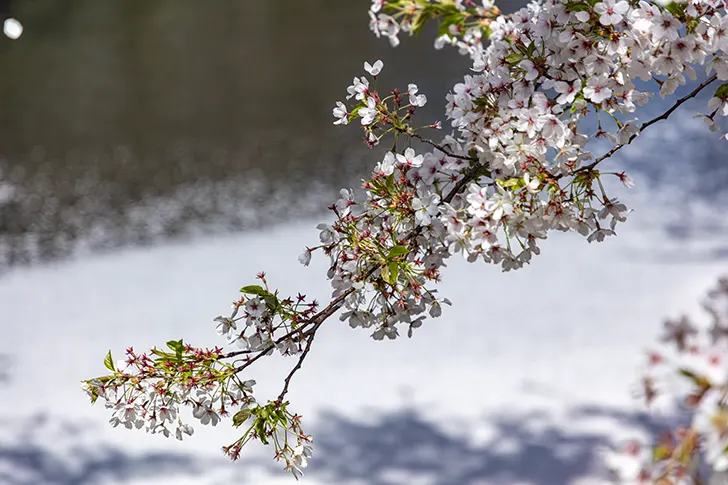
top-left (151, 348), bottom-right (173, 358)
top-left (232, 408), bottom-right (252, 427)
top-left (88, 386), bottom-right (99, 404)
top-left (652, 443), bottom-right (671, 461)
top-left (166, 339), bottom-right (185, 361)
top-left (677, 367), bottom-right (712, 388)
top-left (505, 53), bottom-right (522, 65)
top-left (275, 409), bottom-right (288, 426)
top-left (482, 25), bottom-right (492, 41)
top-left (262, 294), bottom-right (279, 314)
top-left (436, 12), bottom-right (462, 37)
top-left (104, 350), bottom-right (115, 372)
top-left (387, 262), bottom-right (400, 285)
top-left (436, 21), bottom-right (453, 38)
top-left (347, 105), bottom-right (361, 123)
top-left (715, 83), bottom-right (728, 99)
top-left (381, 264), bottom-right (390, 283)
top-left (515, 43), bottom-right (530, 56)
top-left (240, 285), bottom-right (267, 296)
top-left (385, 173), bottom-right (395, 191)
top-left (664, 1), bottom-right (686, 18)
top-left (678, 368), bottom-right (699, 380)
top-left (166, 339), bottom-right (183, 353)
top-left (256, 419), bottom-right (269, 445)
top-left (565, 1), bottom-right (591, 11)
top-left (569, 93), bottom-right (585, 113)
top-left (500, 177), bottom-right (524, 189)
top-left (388, 245), bottom-right (409, 259)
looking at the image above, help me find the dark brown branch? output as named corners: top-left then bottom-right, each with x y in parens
top-left (576, 74), bottom-right (718, 175)
top-left (443, 162), bottom-right (489, 203)
top-left (276, 321), bottom-right (323, 403)
top-left (230, 287), bottom-right (356, 374)
top-left (409, 132), bottom-right (491, 203)
top-left (410, 132), bottom-right (475, 161)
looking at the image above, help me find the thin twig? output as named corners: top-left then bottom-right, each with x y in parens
top-left (409, 132), bottom-right (490, 203)
top-left (443, 162), bottom-right (488, 203)
top-left (575, 74), bottom-right (718, 175)
top-left (277, 321), bottom-right (323, 402)
top-left (230, 288), bottom-right (355, 373)
top-left (410, 132), bottom-right (476, 161)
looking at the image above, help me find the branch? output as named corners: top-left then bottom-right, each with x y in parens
top-left (443, 162), bottom-right (488, 203)
top-left (277, 321), bottom-right (323, 402)
top-left (410, 132), bottom-right (475, 161)
top-left (409, 132), bottom-right (491, 203)
top-left (231, 288), bottom-right (355, 374)
top-left (578, 74), bottom-right (718, 175)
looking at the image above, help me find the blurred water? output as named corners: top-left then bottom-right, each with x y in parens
top-left (0, 0), bottom-right (481, 268)
top-left (0, 0), bottom-right (727, 271)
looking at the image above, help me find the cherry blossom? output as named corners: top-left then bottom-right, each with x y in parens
top-left (364, 59), bottom-right (384, 76)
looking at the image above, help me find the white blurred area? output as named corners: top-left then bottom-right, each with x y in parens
top-left (3, 18), bottom-right (22, 39)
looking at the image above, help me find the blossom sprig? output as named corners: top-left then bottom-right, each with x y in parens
top-left (82, 342), bottom-right (256, 441)
top-left (215, 272), bottom-right (323, 357)
top-left (369, 0), bottom-right (501, 53)
top-left (83, 276), bottom-right (329, 477)
top-left (604, 277), bottom-right (728, 483)
top-left (333, 60), bottom-right (432, 148)
top-left (224, 400), bottom-right (313, 479)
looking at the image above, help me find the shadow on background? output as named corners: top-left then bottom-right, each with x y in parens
top-left (0, 413), bottom-right (208, 485)
top-left (306, 405), bottom-right (684, 485)
top-left (0, 354), bottom-right (686, 485)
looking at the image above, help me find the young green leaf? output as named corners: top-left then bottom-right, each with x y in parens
top-left (104, 350), bottom-right (115, 372)
top-left (232, 408), bottom-right (252, 427)
top-left (714, 83), bottom-right (728, 99)
top-left (388, 245), bottom-right (409, 259)
top-left (240, 285), bottom-right (268, 296)
top-left (387, 261), bottom-right (400, 285)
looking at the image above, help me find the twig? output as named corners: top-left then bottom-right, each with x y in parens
top-left (277, 321), bottom-right (323, 402)
top-left (574, 74), bottom-right (718, 176)
top-left (443, 162), bottom-right (488, 203)
top-left (410, 132), bottom-right (476, 161)
top-left (409, 132), bottom-right (491, 203)
top-left (230, 288), bottom-right (355, 373)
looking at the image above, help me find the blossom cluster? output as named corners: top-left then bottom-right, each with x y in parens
top-left (214, 273), bottom-right (321, 357)
top-left (83, 283), bottom-right (317, 477)
top-left (83, 344), bottom-right (252, 441)
top-left (316, 0), bottom-right (728, 342)
top-left (603, 278), bottom-right (728, 483)
top-left (369, 0), bottom-right (500, 55)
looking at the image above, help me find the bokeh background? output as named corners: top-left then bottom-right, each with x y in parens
top-left (1, 1), bottom-right (728, 484)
